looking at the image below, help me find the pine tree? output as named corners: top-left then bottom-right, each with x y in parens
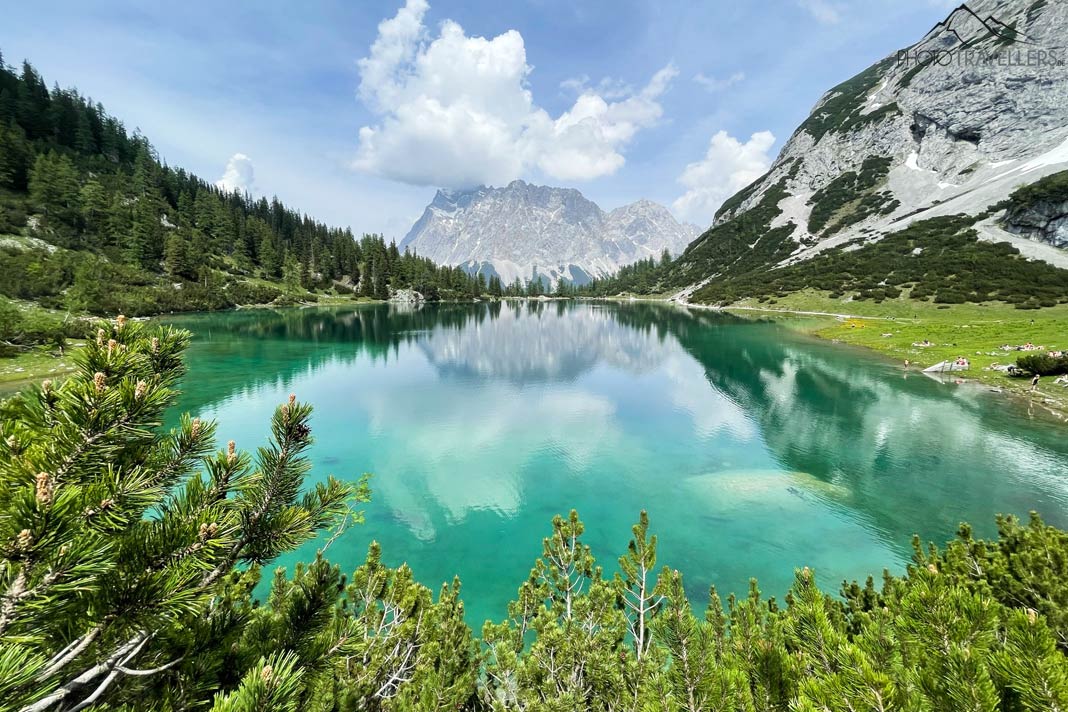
top-left (0, 87), bottom-right (16, 126)
top-left (554, 276), bottom-right (570, 298)
top-left (232, 227), bottom-right (253, 272)
top-left (194, 189), bottom-right (217, 237)
top-left (74, 110), bottom-right (96, 154)
top-left (283, 254), bottom-right (303, 291)
top-left (213, 199), bottom-right (236, 254)
top-left (130, 141), bottom-right (159, 197)
top-left (209, 652), bottom-right (306, 712)
top-left (0, 318), bottom-right (362, 711)
top-left (616, 510), bottom-right (663, 661)
top-left (251, 218), bottom-right (281, 278)
top-left (176, 190), bottom-right (195, 229)
top-left (16, 61), bottom-right (51, 140)
top-left (358, 262), bottom-right (373, 298)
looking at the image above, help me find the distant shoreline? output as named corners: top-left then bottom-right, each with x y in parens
top-left (8, 297), bottom-right (1067, 422)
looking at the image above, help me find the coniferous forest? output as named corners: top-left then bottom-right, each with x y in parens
top-left (0, 52), bottom-right (511, 353)
top-left (1, 318), bottom-right (1067, 711)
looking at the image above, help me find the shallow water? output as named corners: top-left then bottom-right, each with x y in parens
top-left (162, 301), bottom-right (1068, 625)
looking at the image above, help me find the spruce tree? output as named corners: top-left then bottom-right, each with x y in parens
top-left (127, 192), bottom-right (162, 269)
top-left (554, 277), bottom-right (569, 298)
top-left (164, 232), bottom-right (195, 280)
top-left (105, 191), bottom-right (131, 249)
top-left (78, 178), bottom-right (108, 241)
top-left (373, 260), bottom-right (389, 300)
top-left (28, 151), bottom-right (80, 229)
top-left (73, 111), bottom-right (95, 154)
top-left (176, 190), bottom-right (195, 229)
top-left (0, 121), bottom-right (30, 190)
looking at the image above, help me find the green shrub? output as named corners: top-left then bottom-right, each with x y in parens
top-left (807, 156), bottom-right (894, 235)
top-left (1017, 352), bottom-right (1068, 376)
top-left (690, 214), bottom-right (1068, 307)
top-left (0, 297), bottom-right (78, 352)
top-left (798, 58), bottom-right (896, 142)
top-left (1005, 169), bottom-right (1068, 215)
top-left (0, 247), bottom-right (78, 299)
top-left (0, 194), bottom-right (28, 232)
top-left (225, 279), bottom-right (283, 306)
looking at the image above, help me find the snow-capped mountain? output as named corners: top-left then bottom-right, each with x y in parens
top-left (400, 180), bottom-right (699, 286)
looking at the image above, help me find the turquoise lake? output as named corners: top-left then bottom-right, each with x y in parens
top-left (163, 301), bottom-right (1068, 626)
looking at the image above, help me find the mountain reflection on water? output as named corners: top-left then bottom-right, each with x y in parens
top-left (163, 302), bottom-right (1068, 624)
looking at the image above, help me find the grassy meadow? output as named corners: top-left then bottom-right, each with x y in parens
top-left (725, 291), bottom-right (1068, 415)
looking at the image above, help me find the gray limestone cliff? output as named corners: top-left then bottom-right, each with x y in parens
top-left (675, 0), bottom-right (1068, 292)
top-left (400, 180), bottom-right (698, 287)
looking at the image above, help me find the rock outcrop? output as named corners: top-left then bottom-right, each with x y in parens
top-left (389, 288), bottom-right (425, 306)
top-left (1005, 197), bottom-right (1068, 247)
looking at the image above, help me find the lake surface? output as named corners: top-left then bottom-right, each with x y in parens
top-left (163, 302), bottom-right (1068, 625)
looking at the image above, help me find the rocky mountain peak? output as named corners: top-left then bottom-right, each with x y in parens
top-left (401, 182), bottom-right (697, 287)
top-left (687, 0), bottom-right (1068, 277)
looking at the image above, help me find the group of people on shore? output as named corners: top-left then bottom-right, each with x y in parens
top-left (902, 336), bottom-right (1057, 394)
top-left (999, 342), bottom-right (1044, 352)
top-left (902, 355), bottom-right (970, 369)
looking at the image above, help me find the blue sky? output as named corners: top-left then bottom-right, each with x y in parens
top-left (3, 0), bottom-right (952, 238)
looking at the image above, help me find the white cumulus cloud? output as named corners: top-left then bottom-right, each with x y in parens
top-left (353, 0), bottom-right (676, 188)
top-left (673, 130), bottom-right (776, 226)
top-left (216, 153), bottom-right (256, 194)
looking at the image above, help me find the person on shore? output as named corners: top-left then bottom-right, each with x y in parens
top-left (1032, 374), bottom-right (1041, 392)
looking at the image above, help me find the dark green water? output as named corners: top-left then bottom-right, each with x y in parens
top-left (163, 302), bottom-right (1068, 626)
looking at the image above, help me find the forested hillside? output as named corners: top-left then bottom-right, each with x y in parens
top-left (1, 318), bottom-right (1067, 710)
top-left (580, 187), bottom-right (1068, 309)
top-left (0, 52), bottom-right (491, 351)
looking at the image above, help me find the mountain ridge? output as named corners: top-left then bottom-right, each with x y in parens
top-left (401, 179), bottom-right (698, 287)
top-left (647, 0), bottom-right (1068, 306)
